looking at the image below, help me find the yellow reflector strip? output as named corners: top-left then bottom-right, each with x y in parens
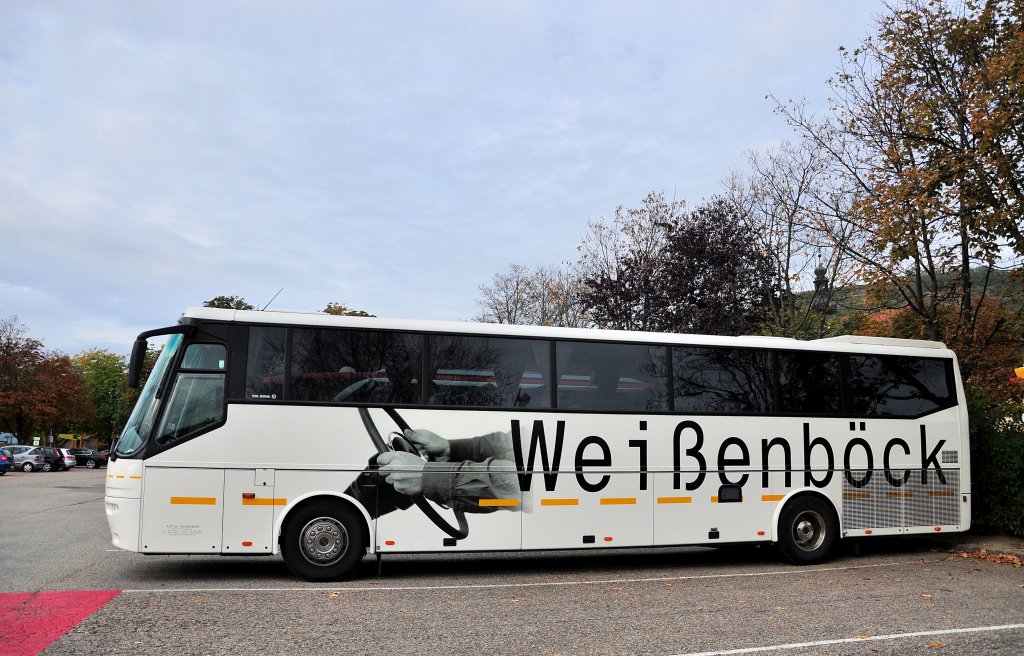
top-left (600, 497), bottom-right (636, 505)
top-left (479, 498), bottom-right (519, 507)
top-left (242, 498), bottom-right (287, 506)
top-left (843, 492), bottom-right (872, 500)
top-left (928, 490), bottom-right (957, 497)
top-left (711, 496), bottom-right (718, 503)
top-left (761, 494), bottom-right (785, 502)
top-left (129, 476), bottom-right (142, 479)
top-left (657, 496), bottom-right (692, 504)
top-left (115, 475), bottom-right (125, 479)
top-left (886, 491), bottom-right (914, 498)
top-left (541, 498), bottom-right (579, 506)
top-left (170, 496), bottom-right (217, 505)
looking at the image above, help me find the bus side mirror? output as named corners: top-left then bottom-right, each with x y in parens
top-left (127, 338), bottom-right (148, 389)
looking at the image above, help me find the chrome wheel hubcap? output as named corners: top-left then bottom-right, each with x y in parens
top-left (299, 516), bottom-right (348, 567)
top-left (793, 510), bottom-right (825, 551)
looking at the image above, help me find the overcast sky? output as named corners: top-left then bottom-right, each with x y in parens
top-left (0, 1), bottom-right (884, 356)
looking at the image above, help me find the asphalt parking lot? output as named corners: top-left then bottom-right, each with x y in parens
top-left (2, 467), bottom-right (1022, 656)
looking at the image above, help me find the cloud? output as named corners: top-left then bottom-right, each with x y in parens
top-left (0, 0), bottom-right (883, 352)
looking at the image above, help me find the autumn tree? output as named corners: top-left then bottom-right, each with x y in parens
top-left (323, 302), bottom-right (375, 317)
top-left (203, 295), bottom-right (255, 310)
top-left (775, 0), bottom-right (1024, 373)
top-left (0, 315), bottom-right (46, 440)
top-left (0, 315), bottom-right (92, 441)
top-left (475, 264), bottom-right (587, 327)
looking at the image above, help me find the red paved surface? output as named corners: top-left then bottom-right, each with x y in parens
top-left (0, 590), bottom-right (120, 656)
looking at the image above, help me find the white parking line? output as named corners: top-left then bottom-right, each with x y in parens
top-left (121, 560), bottom-right (914, 594)
top-left (669, 623), bottom-right (1024, 656)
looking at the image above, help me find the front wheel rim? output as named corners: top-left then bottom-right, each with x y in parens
top-left (792, 510), bottom-right (826, 552)
top-left (299, 516), bottom-right (348, 567)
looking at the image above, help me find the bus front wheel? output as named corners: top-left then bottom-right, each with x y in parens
top-left (281, 501), bottom-right (366, 581)
top-left (777, 496), bottom-right (838, 565)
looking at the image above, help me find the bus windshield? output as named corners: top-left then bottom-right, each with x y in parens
top-left (115, 333), bottom-right (183, 456)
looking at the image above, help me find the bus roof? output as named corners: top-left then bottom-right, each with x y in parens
top-left (179, 307), bottom-right (953, 357)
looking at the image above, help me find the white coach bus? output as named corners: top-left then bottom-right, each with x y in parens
top-left (105, 307), bottom-right (970, 581)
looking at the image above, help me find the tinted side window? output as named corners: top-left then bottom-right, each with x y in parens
top-left (556, 342), bottom-right (669, 412)
top-left (155, 373), bottom-right (225, 445)
top-left (181, 344), bottom-right (226, 371)
top-left (291, 329), bottom-right (422, 404)
top-left (246, 327), bottom-right (286, 401)
top-left (674, 346), bottom-right (774, 414)
top-left (778, 351), bottom-right (842, 414)
top-left (845, 355), bottom-right (953, 417)
top-left (428, 336), bottom-right (550, 408)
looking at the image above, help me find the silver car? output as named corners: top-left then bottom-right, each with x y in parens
top-left (59, 448), bottom-right (76, 469)
top-left (7, 445), bottom-right (44, 472)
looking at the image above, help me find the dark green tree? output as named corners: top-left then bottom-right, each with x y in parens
top-left (580, 197), bottom-right (775, 335)
top-left (323, 302), bottom-right (375, 317)
top-left (73, 349), bottom-right (131, 448)
top-left (203, 295), bottom-right (255, 310)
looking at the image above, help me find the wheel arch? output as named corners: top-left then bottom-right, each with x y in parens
top-left (770, 488), bottom-right (842, 543)
top-left (274, 491), bottom-right (374, 555)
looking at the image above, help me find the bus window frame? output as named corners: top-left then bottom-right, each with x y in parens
top-left (139, 324), bottom-right (233, 460)
top-left (229, 320), bottom-right (958, 422)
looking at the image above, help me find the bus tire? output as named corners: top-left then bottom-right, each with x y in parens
top-left (281, 500), bottom-right (366, 582)
top-left (777, 495), bottom-right (838, 565)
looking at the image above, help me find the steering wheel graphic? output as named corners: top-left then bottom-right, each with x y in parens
top-left (358, 406), bottom-right (469, 541)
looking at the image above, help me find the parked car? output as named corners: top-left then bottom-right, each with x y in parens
top-left (37, 446), bottom-right (64, 472)
top-left (59, 448), bottom-right (76, 469)
top-left (0, 447), bottom-right (12, 475)
top-left (8, 446), bottom-right (44, 472)
top-left (69, 448), bottom-right (107, 469)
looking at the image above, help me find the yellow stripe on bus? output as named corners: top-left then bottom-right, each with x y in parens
top-left (928, 490), bottom-right (957, 497)
top-left (242, 498), bottom-right (287, 506)
top-left (478, 498), bottom-right (519, 507)
top-left (886, 491), bottom-right (914, 498)
top-left (170, 497), bottom-right (217, 505)
top-left (761, 494), bottom-right (785, 502)
top-left (657, 496), bottom-right (692, 504)
top-left (541, 498), bottom-right (579, 506)
top-left (600, 497), bottom-right (637, 505)
top-left (843, 492), bottom-right (872, 500)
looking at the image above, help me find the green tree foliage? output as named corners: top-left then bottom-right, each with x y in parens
top-left (322, 302), bottom-right (375, 317)
top-left (73, 349), bottom-right (131, 448)
top-left (203, 295), bottom-right (255, 310)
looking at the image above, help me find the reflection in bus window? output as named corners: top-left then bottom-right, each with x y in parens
top-left (428, 336), bottom-right (550, 408)
top-left (246, 327), bottom-right (286, 401)
top-left (556, 342), bottom-right (669, 411)
top-left (155, 373), bottom-right (225, 445)
top-left (290, 329), bottom-right (422, 404)
top-left (778, 351), bottom-right (841, 414)
top-left (674, 346), bottom-right (774, 414)
top-left (845, 355), bottom-right (952, 417)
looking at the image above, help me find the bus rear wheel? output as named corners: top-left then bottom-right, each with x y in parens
top-left (281, 501), bottom-right (365, 581)
top-left (777, 496), bottom-right (838, 565)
